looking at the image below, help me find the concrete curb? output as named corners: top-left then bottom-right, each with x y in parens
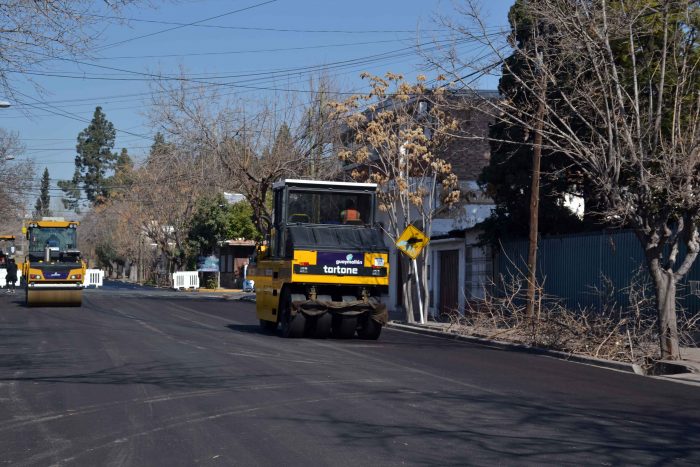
top-left (386, 321), bottom-right (642, 375)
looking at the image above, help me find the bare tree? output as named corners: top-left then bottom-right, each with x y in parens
top-left (130, 145), bottom-right (207, 273)
top-left (438, 0), bottom-right (700, 359)
top-left (298, 73), bottom-right (344, 179)
top-left (148, 77), bottom-right (315, 239)
top-left (0, 128), bottom-right (34, 224)
top-left (80, 193), bottom-right (144, 275)
top-left (217, 116), bottom-right (305, 237)
top-left (332, 73), bottom-right (461, 323)
top-left (0, 1), bottom-right (147, 99)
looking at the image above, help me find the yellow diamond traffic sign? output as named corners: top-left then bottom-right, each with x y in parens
top-left (396, 225), bottom-right (429, 259)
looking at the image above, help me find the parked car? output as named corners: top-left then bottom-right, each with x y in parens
top-left (243, 279), bottom-right (255, 292)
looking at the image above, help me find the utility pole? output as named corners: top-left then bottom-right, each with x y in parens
top-left (526, 50), bottom-right (547, 319)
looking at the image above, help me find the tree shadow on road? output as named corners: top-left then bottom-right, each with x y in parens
top-left (271, 385), bottom-right (700, 466)
top-left (0, 358), bottom-right (291, 390)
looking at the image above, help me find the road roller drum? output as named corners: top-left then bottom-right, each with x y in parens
top-left (26, 289), bottom-right (82, 307)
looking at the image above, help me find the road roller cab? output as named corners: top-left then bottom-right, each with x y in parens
top-left (23, 219), bottom-right (86, 306)
top-left (249, 179), bottom-right (389, 339)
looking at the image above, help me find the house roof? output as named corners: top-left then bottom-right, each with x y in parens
top-left (272, 179), bottom-right (377, 190)
top-left (223, 192), bottom-right (246, 204)
top-left (222, 239), bottom-right (256, 246)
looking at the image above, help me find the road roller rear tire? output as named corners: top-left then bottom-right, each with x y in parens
top-left (281, 292), bottom-right (306, 338)
top-left (358, 318), bottom-right (382, 340)
top-left (332, 315), bottom-right (357, 339)
top-left (282, 311), bottom-right (306, 338)
top-left (312, 313), bottom-right (332, 339)
top-left (26, 289), bottom-right (82, 307)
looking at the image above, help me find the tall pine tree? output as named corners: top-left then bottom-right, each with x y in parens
top-left (33, 167), bottom-right (51, 217)
top-left (59, 106), bottom-right (118, 209)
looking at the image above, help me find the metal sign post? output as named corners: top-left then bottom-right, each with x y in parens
top-left (396, 225), bottom-right (430, 324)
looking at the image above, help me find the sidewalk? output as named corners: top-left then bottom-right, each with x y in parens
top-left (192, 288), bottom-right (256, 302)
top-left (194, 287), bottom-right (243, 294)
top-left (679, 347), bottom-right (700, 369)
top-left (658, 347), bottom-right (700, 383)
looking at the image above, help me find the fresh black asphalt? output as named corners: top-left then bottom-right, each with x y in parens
top-left (1, 282), bottom-right (699, 466)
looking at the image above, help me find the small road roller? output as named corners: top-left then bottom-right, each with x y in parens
top-left (22, 218), bottom-right (86, 307)
top-left (249, 179), bottom-right (390, 339)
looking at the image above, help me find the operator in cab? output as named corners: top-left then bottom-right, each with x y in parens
top-left (340, 199), bottom-right (361, 224)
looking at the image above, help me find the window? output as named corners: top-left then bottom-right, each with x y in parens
top-left (28, 227), bottom-right (77, 253)
top-left (287, 190), bottom-right (373, 225)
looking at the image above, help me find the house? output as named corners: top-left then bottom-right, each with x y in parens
top-left (218, 239), bottom-right (256, 288)
top-left (214, 192), bottom-right (257, 289)
top-left (424, 91), bottom-right (498, 316)
top-left (428, 182), bottom-right (494, 317)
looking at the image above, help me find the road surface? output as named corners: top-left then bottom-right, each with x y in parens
top-left (1, 283), bottom-right (699, 466)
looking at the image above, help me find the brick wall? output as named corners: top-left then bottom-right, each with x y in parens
top-left (440, 102), bottom-right (494, 182)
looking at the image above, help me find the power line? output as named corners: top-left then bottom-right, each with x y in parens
top-left (86, 12), bottom-right (449, 35)
top-left (3, 35), bottom-right (490, 124)
top-left (94, 1), bottom-right (280, 52)
top-left (7, 38), bottom-right (477, 99)
top-left (10, 88), bottom-right (154, 141)
top-left (93, 37), bottom-right (429, 60)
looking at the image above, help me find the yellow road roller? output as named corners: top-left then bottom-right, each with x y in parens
top-left (23, 218), bottom-right (86, 306)
top-left (249, 179), bottom-right (390, 339)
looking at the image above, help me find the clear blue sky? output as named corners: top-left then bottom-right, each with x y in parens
top-left (0, 0), bottom-right (514, 213)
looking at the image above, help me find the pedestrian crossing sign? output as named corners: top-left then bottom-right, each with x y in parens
top-left (396, 225), bottom-right (429, 259)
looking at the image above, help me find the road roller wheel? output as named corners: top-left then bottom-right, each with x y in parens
top-left (26, 289), bottom-right (82, 307)
top-left (358, 318), bottom-right (382, 340)
top-left (281, 292), bottom-right (306, 338)
top-left (312, 312), bottom-right (332, 339)
top-left (332, 315), bottom-right (357, 339)
top-left (281, 311), bottom-right (306, 338)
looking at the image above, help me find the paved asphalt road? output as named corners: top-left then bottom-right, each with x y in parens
top-left (1, 283), bottom-right (699, 466)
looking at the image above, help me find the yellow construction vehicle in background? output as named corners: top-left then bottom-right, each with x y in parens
top-left (22, 218), bottom-right (86, 306)
top-left (249, 179), bottom-right (389, 339)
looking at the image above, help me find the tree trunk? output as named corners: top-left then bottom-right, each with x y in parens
top-left (403, 279), bottom-right (415, 323)
top-left (421, 254), bottom-right (430, 323)
top-left (652, 270), bottom-right (680, 360)
top-left (420, 250), bottom-right (430, 323)
top-left (399, 254), bottom-right (415, 323)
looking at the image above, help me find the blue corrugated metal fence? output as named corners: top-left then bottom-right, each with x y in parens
top-left (497, 230), bottom-right (700, 312)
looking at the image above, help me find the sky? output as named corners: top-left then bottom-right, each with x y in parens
top-left (1, 0), bottom-right (515, 215)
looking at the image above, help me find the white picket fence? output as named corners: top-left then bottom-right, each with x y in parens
top-left (172, 271), bottom-right (199, 290)
top-left (83, 269), bottom-right (104, 288)
top-left (0, 269), bottom-right (21, 287)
